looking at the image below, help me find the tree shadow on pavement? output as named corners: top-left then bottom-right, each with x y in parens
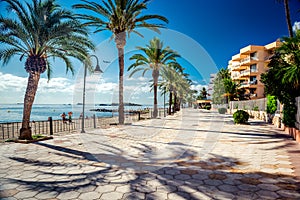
top-left (4, 141), bottom-right (300, 200)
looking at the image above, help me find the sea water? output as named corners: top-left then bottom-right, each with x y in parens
top-left (0, 104), bottom-right (150, 123)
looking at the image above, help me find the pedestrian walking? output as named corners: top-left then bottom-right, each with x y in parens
top-left (68, 111), bottom-right (73, 123)
top-left (61, 112), bottom-right (67, 123)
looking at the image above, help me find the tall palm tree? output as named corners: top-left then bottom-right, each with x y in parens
top-left (73, 0), bottom-right (168, 124)
top-left (0, 0), bottom-right (95, 140)
top-left (128, 37), bottom-right (179, 118)
top-left (277, 0), bottom-right (294, 37)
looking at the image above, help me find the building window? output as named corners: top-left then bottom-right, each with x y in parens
top-left (250, 52), bottom-right (257, 58)
top-left (250, 88), bottom-right (256, 94)
top-left (250, 76), bottom-right (257, 84)
top-left (250, 64), bottom-right (257, 72)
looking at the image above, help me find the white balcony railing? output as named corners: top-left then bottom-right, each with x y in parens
top-left (240, 56), bottom-right (258, 65)
top-left (240, 69), bottom-right (250, 76)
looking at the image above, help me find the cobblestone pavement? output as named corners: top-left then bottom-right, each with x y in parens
top-left (1, 108), bottom-right (300, 200)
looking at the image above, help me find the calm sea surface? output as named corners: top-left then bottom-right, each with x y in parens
top-left (0, 104), bottom-right (150, 123)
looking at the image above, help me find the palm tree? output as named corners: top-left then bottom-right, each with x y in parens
top-left (261, 30), bottom-right (300, 127)
top-left (73, 0), bottom-right (168, 124)
top-left (159, 65), bottom-right (190, 115)
top-left (277, 0), bottom-right (294, 37)
top-left (0, 0), bottom-right (95, 140)
top-left (198, 87), bottom-right (208, 100)
top-left (128, 37), bottom-right (179, 118)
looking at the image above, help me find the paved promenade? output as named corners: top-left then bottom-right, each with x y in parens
top-left (0, 108), bottom-right (300, 200)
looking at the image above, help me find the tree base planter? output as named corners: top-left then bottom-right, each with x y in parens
top-left (284, 127), bottom-right (300, 143)
top-left (13, 136), bottom-right (53, 144)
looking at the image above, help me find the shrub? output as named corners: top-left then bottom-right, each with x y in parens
top-left (233, 110), bottom-right (249, 124)
top-left (218, 108), bottom-right (227, 114)
top-left (205, 105), bottom-right (211, 110)
top-left (266, 95), bottom-right (277, 114)
top-left (282, 102), bottom-right (296, 127)
top-left (253, 105), bottom-right (259, 111)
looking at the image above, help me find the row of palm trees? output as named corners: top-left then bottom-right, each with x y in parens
top-left (0, 0), bottom-right (194, 140)
top-left (128, 37), bottom-right (192, 117)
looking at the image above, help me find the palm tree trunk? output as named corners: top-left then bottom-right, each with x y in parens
top-left (168, 91), bottom-right (172, 115)
top-left (117, 46), bottom-right (125, 125)
top-left (115, 32), bottom-right (126, 125)
top-left (174, 93), bottom-right (177, 113)
top-left (19, 72), bottom-right (41, 140)
top-left (284, 0), bottom-right (293, 38)
top-left (152, 70), bottom-right (159, 118)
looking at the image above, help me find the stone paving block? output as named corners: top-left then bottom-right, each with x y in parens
top-left (115, 185), bottom-right (131, 193)
top-left (276, 189), bottom-right (300, 199)
top-left (56, 191), bottom-right (80, 200)
top-left (122, 191), bottom-right (145, 199)
top-left (177, 185), bottom-right (197, 193)
top-left (164, 169), bottom-right (180, 176)
top-left (0, 184), bottom-right (20, 190)
top-left (256, 190), bottom-right (279, 199)
top-left (168, 191), bottom-right (191, 200)
top-left (191, 173), bottom-right (209, 181)
top-left (14, 190), bottom-right (39, 199)
top-left (78, 191), bottom-right (101, 200)
top-left (174, 174), bottom-right (190, 181)
top-left (236, 190), bottom-right (259, 199)
top-left (156, 185), bottom-right (177, 193)
top-left (135, 184), bottom-right (156, 193)
top-left (203, 179), bottom-right (223, 186)
top-left (238, 184), bottom-right (260, 192)
top-left (258, 183), bottom-right (280, 191)
top-left (0, 189), bottom-right (19, 198)
top-left (76, 185), bottom-right (96, 193)
top-left (212, 190), bottom-right (236, 200)
top-left (95, 185), bottom-right (116, 193)
top-left (218, 184), bottom-right (239, 193)
top-left (34, 191), bottom-right (59, 199)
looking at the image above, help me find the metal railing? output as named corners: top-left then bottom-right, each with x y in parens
top-left (0, 108), bottom-right (169, 141)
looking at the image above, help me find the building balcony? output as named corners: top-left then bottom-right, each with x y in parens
top-left (239, 80), bottom-right (257, 88)
top-left (232, 53), bottom-right (247, 61)
top-left (240, 45), bottom-right (265, 55)
top-left (232, 73), bottom-right (240, 80)
top-left (240, 56), bottom-right (259, 66)
top-left (240, 69), bottom-right (250, 77)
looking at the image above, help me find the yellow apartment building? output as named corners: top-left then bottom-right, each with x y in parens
top-left (227, 40), bottom-right (281, 99)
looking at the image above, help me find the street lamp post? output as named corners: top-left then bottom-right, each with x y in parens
top-left (81, 54), bottom-right (103, 133)
top-left (163, 91), bottom-right (166, 117)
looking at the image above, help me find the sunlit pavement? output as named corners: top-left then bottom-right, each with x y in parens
top-left (1, 108), bottom-right (300, 200)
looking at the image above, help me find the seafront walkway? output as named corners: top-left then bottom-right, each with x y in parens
top-left (0, 108), bottom-right (300, 199)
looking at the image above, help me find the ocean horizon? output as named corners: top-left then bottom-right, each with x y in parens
top-left (0, 103), bottom-right (155, 123)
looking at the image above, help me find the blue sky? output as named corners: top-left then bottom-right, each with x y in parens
top-left (0, 0), bottom-right (299, 105)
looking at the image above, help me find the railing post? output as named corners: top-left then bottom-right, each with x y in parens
top-left (48, 117), bottom-right (53, 135)
top-left (93, 114), bottom-right (96, 128)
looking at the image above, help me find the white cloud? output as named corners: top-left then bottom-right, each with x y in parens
top-left (293, 21), bottom-right (300, 32)
top-left (190, 84), bottom-right (207, 91)
top-left (0, 72), bottom-right (27, 92)
top-left (0, 72), bottom-right (74, 104)
top-left (0, 72), bottom-right (158, 105)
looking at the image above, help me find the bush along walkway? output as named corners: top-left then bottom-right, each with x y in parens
top-left (0, 108), bottom-right (300, 199)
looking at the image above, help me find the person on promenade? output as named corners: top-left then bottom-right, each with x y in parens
top-left (61, 112), bottom-right (67, 123)
top-left (68, 111), bottom-right (73, 123)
